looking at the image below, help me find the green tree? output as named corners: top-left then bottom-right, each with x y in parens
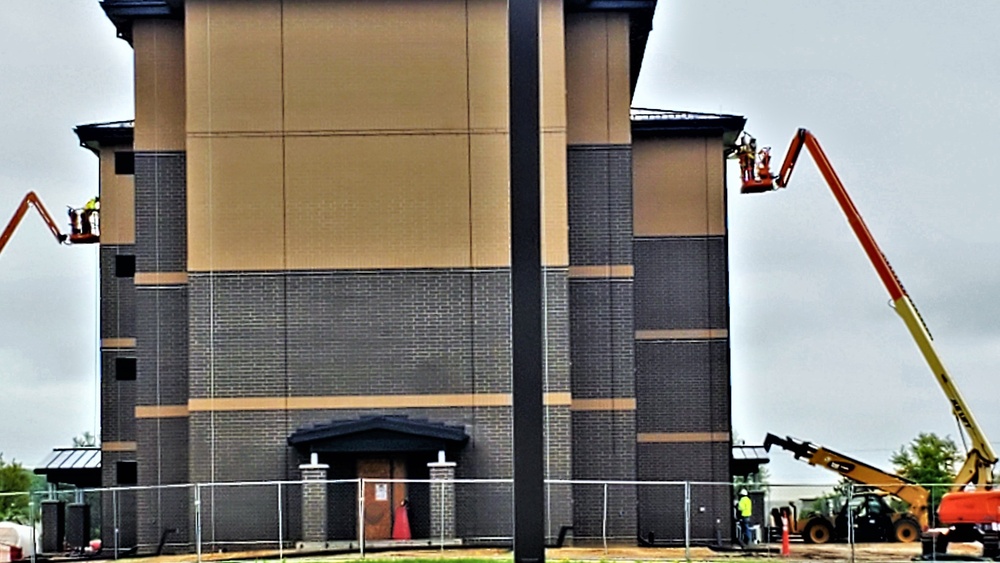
top-left (891, 432), bottom-right (960, 514)
top-left (0, 455), bottom-right (34, 523)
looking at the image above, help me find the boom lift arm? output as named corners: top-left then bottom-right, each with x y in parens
top-left (765, 433), bottom-right (931, 529)
top-left (0, 192), bottom-right (67, 256)
top-left (746, 129), bottom-right (997, 488)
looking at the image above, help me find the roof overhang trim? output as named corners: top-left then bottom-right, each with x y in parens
top-left (101, 0), bottom-right (182, 43)
top-left (74, 120), bottom-right (135, 155)
top-left (631, 108), bottom-right (747, 149)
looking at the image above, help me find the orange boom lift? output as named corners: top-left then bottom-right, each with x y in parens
top-left (0, 192), bottom-right (98, 258)
top-left (742, 129), bottom-right (999, 558)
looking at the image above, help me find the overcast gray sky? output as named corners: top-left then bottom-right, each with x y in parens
top-left (2, 1), bottom-right (998, 487)
top-left (635, 1), bottom-right (1000, 484)
top-left (0, 2), bottom-right (132, 465)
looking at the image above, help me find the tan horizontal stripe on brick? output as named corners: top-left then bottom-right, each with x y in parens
top-left (567, 265), bottom-right (634, 279)
top-left (187, 392), bottom-right (573, 412)
top-left (570, 398), bottom-right (636, 411)
top-left (635, 329), bottom-right (728, 340)
top-left (135, 405), bottom-right (189, 418)
top-left (134, 272), bottom-right (189, 286)
top-left (102, 441), bottom-right (137, 452)
top-left (546, 392), bottom-right (572, 406)
top-left (101, 337), bottom-right (136, 349)
top-left (637, 432), bottom-right (730, 443)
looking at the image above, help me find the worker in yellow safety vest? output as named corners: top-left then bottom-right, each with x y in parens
top-left (737, 488), bottom-right (753, 546)
top-left (81, 196), bottom-right (99, 235)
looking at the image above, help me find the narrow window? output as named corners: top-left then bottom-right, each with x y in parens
top-left (115, 255), bottom-right (136, 278)
top-left (115, 358), bottom-right (137, 381)
top-left (116, 461), bottom-right (138, 485)
top-left (114, 152), bottom-right (135, 175)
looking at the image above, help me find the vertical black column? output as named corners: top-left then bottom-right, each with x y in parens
top-left (508, 0), bottom-right (544, 560)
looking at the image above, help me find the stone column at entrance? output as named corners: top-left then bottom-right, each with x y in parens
top-left (300, 453), bottom-right (330, 543)
top-left (428, 451), bottom-right (457, 541)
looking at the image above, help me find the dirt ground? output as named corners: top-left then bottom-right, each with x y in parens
top-left (114, 541), bottom-right (989, 563)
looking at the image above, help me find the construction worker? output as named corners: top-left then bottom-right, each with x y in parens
top-left (737, 488), bottom-right (753, 546)
top-left (737, 134), bottom-right (757, 183)
top-left (81, 196), bottom-right (99, 235)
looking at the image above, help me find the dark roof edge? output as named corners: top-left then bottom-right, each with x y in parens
top-left (74, 120), bottom-right (135, 156)
top-left (101, 0), bottom-right (183, 43)
top-left (631, 108), bottom-right (747, 148)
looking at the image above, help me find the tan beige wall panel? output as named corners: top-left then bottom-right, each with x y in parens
top-left (186, 0), bottom-right (283, 134)
top-left (565, 13), bottom-right (630, 145)
top-left (542, 131), bottom-right (568, 266)
top-left (134, 20), bottom-right (186, 151)
top-left (467, 0), bottom-right (508, 131)
top-left (604, 14), bottom-right (631, 143)
top-left (187, 136), bottom-right (285, 271)
top-left (634, 137), bottom-right (726, 237)
top-left (284, 135), bottom-right (473, 270)
top-left (540, 0), bottom-right (566, 131)
top-left (282, 0), bottom-right (468, 134)
top-left (99, 146), bottom-right (136, 245)
top-left (470, 134), bottom-right (510, 267)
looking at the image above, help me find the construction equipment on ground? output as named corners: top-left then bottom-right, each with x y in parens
top-left (768, 490), bottom-right (922, 545)
top-left (741, 129), bottom-right (999, 559)
top-left (0, 192), bottom-right (98, 258)
top-left (764, 433), bottom-right (928, 541)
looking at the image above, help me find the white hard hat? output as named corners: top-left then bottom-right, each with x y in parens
top-left (740, 488), bottom-right (748, 496)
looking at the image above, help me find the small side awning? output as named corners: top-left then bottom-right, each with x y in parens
top-left (288, 415), bottom-right (469, 454)
top-left (732, 444), bottom-right (769, 478)
top-left (34, 448), bottom-right (101, 488)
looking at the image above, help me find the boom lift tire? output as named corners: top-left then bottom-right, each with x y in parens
top-left (804, 519), bottom-right (833, 544)
top-left (893, 518), bottom-right (920, 543)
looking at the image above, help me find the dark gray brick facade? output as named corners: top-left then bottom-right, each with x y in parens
top-left (136, 417), bottom-right (191, 550)
top-left (633, 228), bottom-right (733, 543)
top-left (637, 441), bottom-right (732, 543)
top-left (635, 340), bottom-right (730, 434)
top-left (568, 144), bottom-right (636, 540)
top-left (100, 452), bottom-right (138, 549)
top-left (100, 245), bottom-right (136, 339)
top-left (571, 411), bottom-right (636, 539)
top-left (634, 236), bottom-right (728, 330)
top-left (133, 150), bottom-right (189, 552)
top-left (134, 153), bottom-right (186, 273)
top-left (188, 269), bottom-right (570, 399)
top-left (135, 287), bottom-right (189, 406)
top-left (568, 145), bottom-right (633, 265)
top-left (182, 268), bottom-right (570, 542)
top-left (569, 280), bottom-right (635, 400)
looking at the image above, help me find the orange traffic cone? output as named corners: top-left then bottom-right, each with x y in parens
top-left (392, 500), bottom-right (412, 540)
top-left (781, 514), bottom-right (791, 556)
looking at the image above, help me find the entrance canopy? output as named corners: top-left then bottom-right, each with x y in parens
top-left (33, 447), bottom-right (101, 488)
top-left (288, 415), bottom-right (469, 454)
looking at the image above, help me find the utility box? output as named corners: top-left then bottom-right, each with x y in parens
top-left (40, 500), bottom-right (65, 553)
top-left (66, 503), bottom-right (90, 550)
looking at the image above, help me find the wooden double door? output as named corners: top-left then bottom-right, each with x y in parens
top-left (357, 458), bottom-right (407, 540)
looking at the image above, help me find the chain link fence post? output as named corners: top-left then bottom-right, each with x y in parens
top-left (684, 481), bottom-right (691, 562)
top-left (357, 479), bottom-right (365, 559)
top-left (602, 483), bottom-right (608, 555)
top-left (438, 480), bottom-right (445, 552)
top-left (195, 484), bottom-right (202, 563)
top-left (112, 488), bottom-right (119, 560)
top-left (277, 482), bottom-right (283, 561)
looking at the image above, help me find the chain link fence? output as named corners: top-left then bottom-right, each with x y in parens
top-left (10, 479), bottom-right (981, 562)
